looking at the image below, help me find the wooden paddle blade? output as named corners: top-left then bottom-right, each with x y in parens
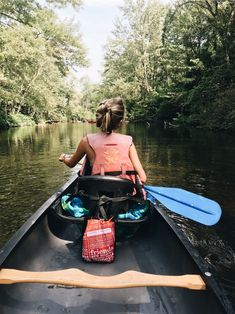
top-left (0, 268), bottom-right (206, 290)
top-left (145, 185), bottom-right (222, 226)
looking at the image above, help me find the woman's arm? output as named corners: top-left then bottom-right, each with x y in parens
top-left (129, 144), bottom-right (147, 183)
top-left (59, 137), bottom-right (87, 168)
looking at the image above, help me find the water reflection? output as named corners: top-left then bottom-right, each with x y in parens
top-left (0, 123), bottom-right (96, 246)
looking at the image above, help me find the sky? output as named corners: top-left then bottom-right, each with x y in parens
top-left (58, 0), bottom-right (174, 84)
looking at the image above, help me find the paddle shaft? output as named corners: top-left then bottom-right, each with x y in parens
top-left (0, 268), bottom-right (206, 290)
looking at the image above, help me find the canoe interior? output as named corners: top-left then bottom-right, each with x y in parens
top-left (0, 177), bottom-right (226, 314)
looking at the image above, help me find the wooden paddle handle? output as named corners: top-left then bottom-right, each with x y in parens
top-left (0, 268), bottom-right (206, 290)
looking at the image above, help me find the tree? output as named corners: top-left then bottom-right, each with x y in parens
top-left (101, 0), bottom-right (167, 118)
top-left (0, 0), bottom-right (82, 25)
top-left (162, 0), bottom-right (235, 128)
top-left (0, 0), bottom-right (87, 126)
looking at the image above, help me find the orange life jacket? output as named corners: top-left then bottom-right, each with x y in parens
top-left (87, 132), bottom-right (136, 181)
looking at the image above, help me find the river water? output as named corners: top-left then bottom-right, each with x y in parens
top-left (0, 122), bottom-right (234, 310)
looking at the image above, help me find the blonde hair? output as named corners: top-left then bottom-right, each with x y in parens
top-left (96, 97), bottom-right (125, 134)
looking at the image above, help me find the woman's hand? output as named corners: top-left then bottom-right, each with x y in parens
top-left (59, 153), bottom-right (66, 162)
top-left (59, 137), bottom-right (94, 168)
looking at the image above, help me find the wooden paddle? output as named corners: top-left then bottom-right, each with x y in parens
top-left (0, 268), bottom-right (206, 290)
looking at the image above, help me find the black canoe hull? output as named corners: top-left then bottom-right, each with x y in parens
top-left (0, 175), bottom-right (228, 314)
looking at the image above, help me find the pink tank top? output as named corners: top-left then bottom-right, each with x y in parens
top-left (87, 132), bottom-right (135, 179)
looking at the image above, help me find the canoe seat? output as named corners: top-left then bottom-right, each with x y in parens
top-left (76, 175), bottom-right (137, 219)
top-left (50, 175), bottom-right (149, 242)
top-left (51, 175), bottom-right (149, 228)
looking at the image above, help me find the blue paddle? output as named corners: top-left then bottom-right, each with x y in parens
top-left (144, 185), bottom-right (222, 226)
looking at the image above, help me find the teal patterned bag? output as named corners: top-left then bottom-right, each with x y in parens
top-left (61, 194), bottom-right (89, 218)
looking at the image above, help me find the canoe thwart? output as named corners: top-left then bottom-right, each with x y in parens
top-left (0, 268), bottom-right (206, 290)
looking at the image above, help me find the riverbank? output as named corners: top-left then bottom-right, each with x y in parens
top-left (1, 111), bottom-right (235, 134)
top-left (0, 112), bottom-right (35, 128)
top-left (0, 110), bottom-right (95, 129)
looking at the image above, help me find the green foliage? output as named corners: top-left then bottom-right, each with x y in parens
top-left (207, 86), bottom-right (235, 131)
top-left (160, 0), bottom-right (235, 130)
top-left (7, 113), bottom-right (35, 127)
top-left (46, 0), bottom-right (82, 8)
top-left (0, 0), bottom-right (87, 128)
top-left (0, 106), bottom-right (8, 127)
top-left (0, 0), bottom-right (39, 25)
top-left (0, 108), bottom-right (35, 128)
top-left (101, 0), bottom-right (167, 117)
top-left (98, 0), bottom-right (235, 131)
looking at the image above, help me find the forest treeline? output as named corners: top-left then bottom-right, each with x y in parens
top-left (0, 0), bottom-right (89, 127)
top-left (0, 0), bottom-right (235, 131)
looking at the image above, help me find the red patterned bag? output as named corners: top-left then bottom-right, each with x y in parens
top-left (82, 219), bottom-right (115, 263)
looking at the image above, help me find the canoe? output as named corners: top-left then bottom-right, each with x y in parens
top-left (0, 174), bottom-right (231, 313)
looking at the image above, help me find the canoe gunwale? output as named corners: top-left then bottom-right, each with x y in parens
top-left (154, 204), bottom-right (233, 313)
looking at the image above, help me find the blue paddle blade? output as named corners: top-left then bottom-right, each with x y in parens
top-left (144, 185), bottom-right (222, 226)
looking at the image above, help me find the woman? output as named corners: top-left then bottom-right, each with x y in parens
top-left (59, 97), bottom-right (147, 183)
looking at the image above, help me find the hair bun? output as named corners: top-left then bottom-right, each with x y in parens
top-left (96, 97), bottom-right (124, 133)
